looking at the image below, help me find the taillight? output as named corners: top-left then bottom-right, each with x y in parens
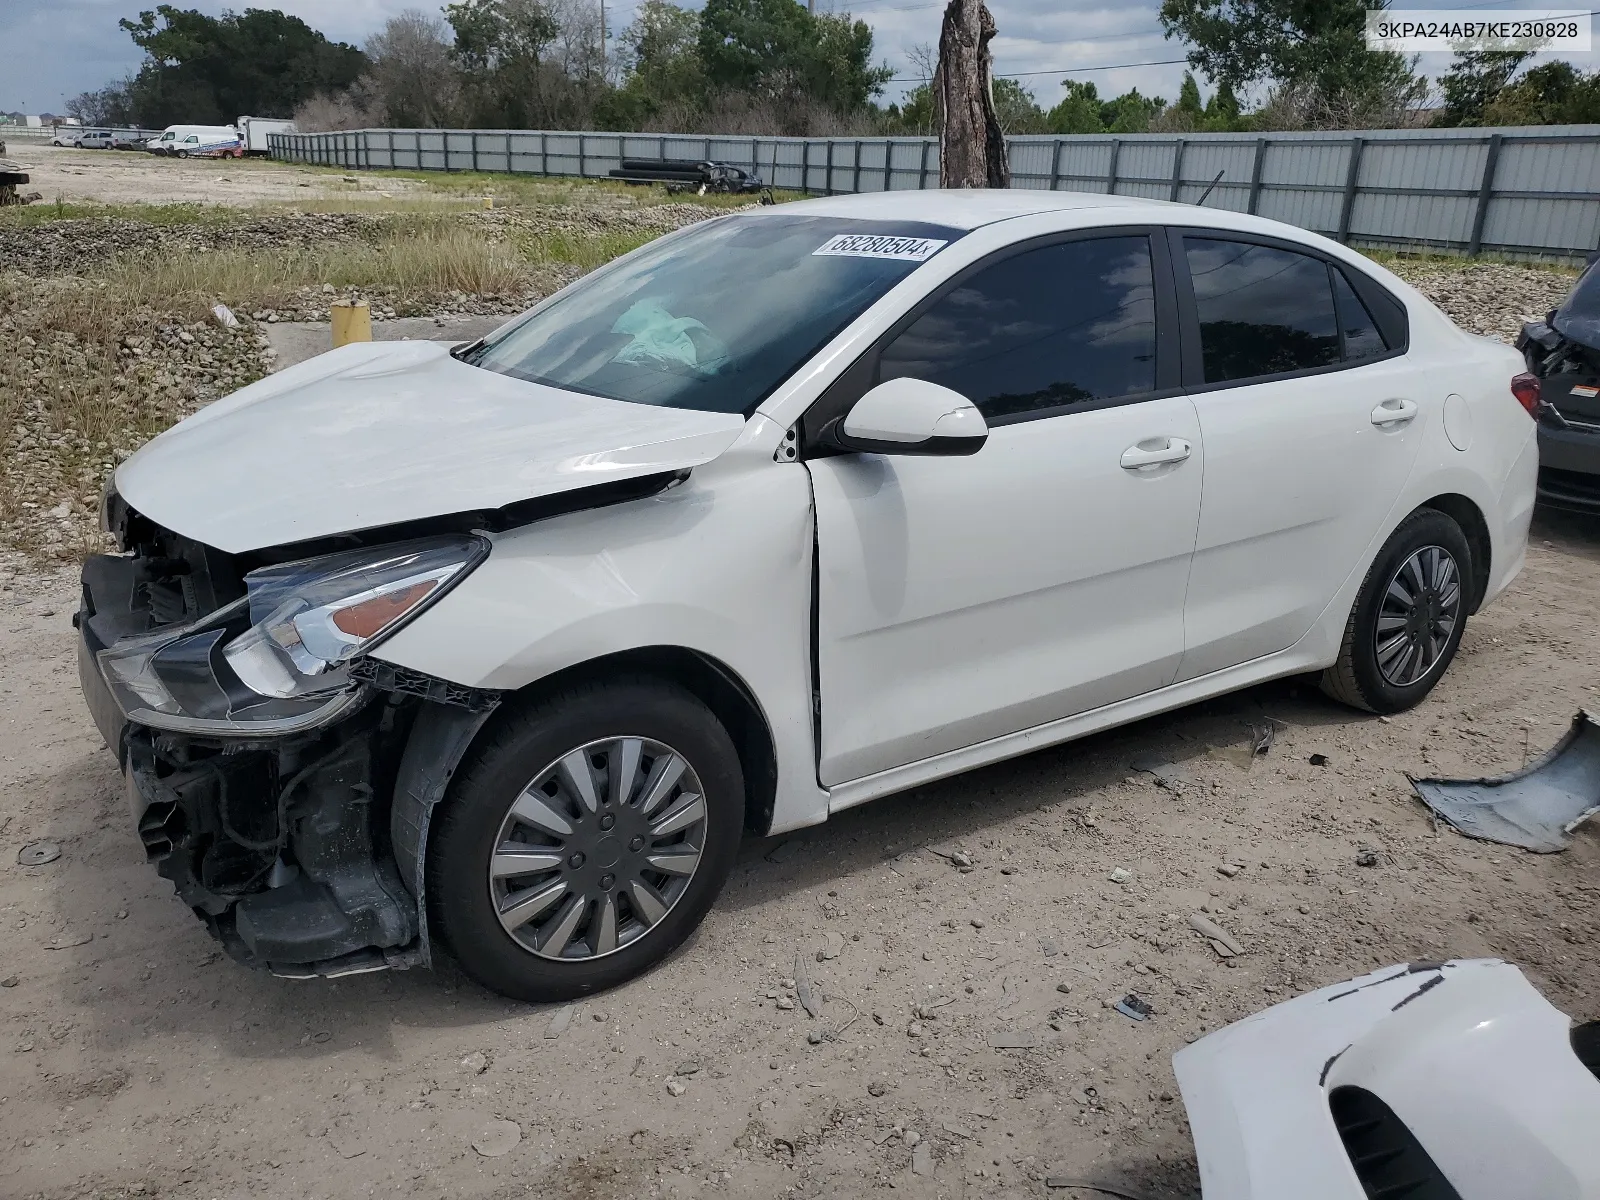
top-left (1511, 372), bottom-right (1542, 418)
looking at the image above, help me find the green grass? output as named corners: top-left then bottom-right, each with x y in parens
top-left (0, 200), bottom-right (247, 227)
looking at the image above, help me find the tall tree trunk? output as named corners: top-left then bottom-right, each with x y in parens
top-left (934, 0), bottom-right (1008, 189)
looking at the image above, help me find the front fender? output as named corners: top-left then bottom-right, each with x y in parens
top-left (372, 452), bottom-right (829, 834)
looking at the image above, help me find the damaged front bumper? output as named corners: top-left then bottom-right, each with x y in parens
top-left (78, 543), bottom-right (498, 978)
top-left (1173, 959), bottom-right (1600, 1200)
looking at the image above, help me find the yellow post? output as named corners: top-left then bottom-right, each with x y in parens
top-left (483, 193), bottom-right (494, 210)
top-left (330, 298), bottom-right (372, 348)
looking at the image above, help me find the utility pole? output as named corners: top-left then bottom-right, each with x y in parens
top-left (599, 0), bottom-right (607, 77)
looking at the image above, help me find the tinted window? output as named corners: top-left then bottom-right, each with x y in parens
top-left (1334, 269), bottom-right (1387, 360)
top-left (464, 215), bottom-right (963, 415)
top-left (878, 237), bottom-right (1157, 420)
top-left (1185, 238), bottom-right (1340, 383)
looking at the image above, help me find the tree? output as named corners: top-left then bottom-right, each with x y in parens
top-left (364, 10), bottom-right (461, 127)
top-left (1046, 80), bottom-right (1105, 134)
top-left (991, 78), bottom-right (1046, 133)
top-left (445, 0), bottom-right (562, 126)
top-left (118, 6), bottom-right (368, 125)
top-left (1438, 49), bottom-right (1531, 127)
top-left (1485, 60), bottom-right (1600, 126)
top-left (696, 0), bottom-right (888, 115)
top-left (1158, 0), bottom-right (1422, 118)
top-left (935, 0), bottom-right (1007, 188)
top-left (619, 0), bottom-right (706, 105)
top-left (1103, 87), bottom-right (1165, 132)
top-left (1204, 77), bottom-right (1241, 127)
top-left (1176, 71), bottom-right (1203, 119)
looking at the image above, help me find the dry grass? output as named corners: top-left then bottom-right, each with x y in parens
top-left (105, 218), bottom-right (535, 316)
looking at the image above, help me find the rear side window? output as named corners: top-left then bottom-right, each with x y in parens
top-left (1185, 238), bottom-right (1341, 383)
top-left (1333, 269), bottom-right (1388, 359)
top-left (878, 235), bottom-right (1158, 421)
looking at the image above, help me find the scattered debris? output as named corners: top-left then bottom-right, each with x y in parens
top-left (471, 1119), bottom-right (522, 1157)
top-left (665, 1078), bottom-right (687, 1096)
top-left (1044, 1178), bottom-right (1158, 1200)
top-left (544, 1005), bottom-right (574, 1039)
top-left (44, 930), bottom-right (92, 950)
top-left (211, 303), bottom-right (239, 329)
top-left (1039, 936), bottom-right (1059, 957)
top-left (1188, 913), bottom-right (1244, 957)
top-left (1055, 982), bottom-right (1073, 994)
top-left (817, 931), bottom-right (844, 961)
top-left (1411, 712), bottom-right (1600, 852)
top-left (1250, 722), bottom-right (1276, 757)
top-left (806, 1030), bottom-right (823, 1045)
top-left (674, 1060), bottom-right (702, 1076)
top-left (911, 1142), bottom-right (935, 1176)
top-left (1356, 847), bottom-right (1383, 868)
top-left (1217, 863), bottom-right (1242, 878)
top-left (764, 838), bottom-right (801, 864)
top-left (987, 1030), bottom-right (1038, 1049)
top-left (1108, 867), bottom-right (1131, 885)
top-left (794, 953), bottom-right (822, 1018)
top-left (17, 841), bottom-right (60, 866)
top-left (1114, 995), bottom-right (1154, 1022)
top-left (1130, 753), bottom-right (1188, 791)
top-left (1309, 753), bottom-right (1329, 767)
top-left (459, 1051), bottom-right (489, 1075)
top-left (868, 1080), bottom-right (888, 1096)
top-left (776, 997), bottom-right (796, 1011)
top-left (970, 916), bottom-right (987, 929)
top-left (0, 976), bottom-right (17, 988)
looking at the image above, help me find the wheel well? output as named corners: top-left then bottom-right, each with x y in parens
top-left (511, 647), bottom-right (778, 837)
top-left (1420, 494), bottom-right (1491, 613)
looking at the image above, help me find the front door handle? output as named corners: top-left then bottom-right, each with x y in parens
top-left (1371, 397), bottom-right (1418, 426)
top-left (1121, 437), bottom-right (1192, 470)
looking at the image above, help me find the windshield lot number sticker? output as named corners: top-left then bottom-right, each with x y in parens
top-left (814, 234), bottom-right (948, 262)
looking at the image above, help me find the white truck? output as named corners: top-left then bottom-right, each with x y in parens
top-left (237, 116), bottom-right (295, 156)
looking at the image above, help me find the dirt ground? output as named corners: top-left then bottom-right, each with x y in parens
top-left (4, 148), bottom-right (1600, 1200)
top-left (5, 143), bottom-right (429, 206)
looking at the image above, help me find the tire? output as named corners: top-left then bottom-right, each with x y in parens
top-left (427, 676), bottom-right (744, 1002)
top-left (1320, 508), bottom-right (1472, 714)
top-left (176, 149), bottom-right (190, 159)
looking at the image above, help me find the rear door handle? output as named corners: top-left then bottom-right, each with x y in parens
top-left (1121, 437), bottom-right (1192, 470)
top-left (1371, 397), bottom-right (1418, 426)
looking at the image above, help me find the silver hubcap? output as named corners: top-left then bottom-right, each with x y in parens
top-left (1375, 544), bottom-right (1461, 687)
top-left (488, 737), bottom-right (706, 961)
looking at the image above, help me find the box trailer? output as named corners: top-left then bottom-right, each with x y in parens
top-left (237, 117), bottom-right (295, 156)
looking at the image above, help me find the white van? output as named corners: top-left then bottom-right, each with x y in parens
top-left (147, 125), bottom-right (241, 158)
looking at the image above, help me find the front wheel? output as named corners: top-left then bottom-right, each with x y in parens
top-left (1321, 508), bottom-right (1472, 714)
top-left (427, 677), bottom-right (744, 1002)
top-left (176, 149), bottom-right (190, 159)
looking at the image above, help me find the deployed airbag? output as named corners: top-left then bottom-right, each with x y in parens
top-left (1411, 711), bottom-right (1600, 852)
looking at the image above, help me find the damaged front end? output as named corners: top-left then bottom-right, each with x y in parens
top-left (78, 498), bottom-right (498, 977)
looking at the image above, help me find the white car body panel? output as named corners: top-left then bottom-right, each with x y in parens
top-left (809, 395), bottom-right (1204, 785)
top-left (116, 341), bottom-right (745, 553)
top-left (1174, 959), bottom-right (1600, 1200)
top-left (112, 190), bottom-right (1537, 837)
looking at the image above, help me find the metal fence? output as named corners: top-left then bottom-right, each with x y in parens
top-left (270, 124), bottom-right (1600, 261)
top-left (3, 125), bottom-right (164, 144)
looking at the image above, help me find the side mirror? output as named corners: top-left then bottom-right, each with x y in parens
top-left (827, 377), bottom-right (988, 456)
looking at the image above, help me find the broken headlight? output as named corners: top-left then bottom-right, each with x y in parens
top-left (97, 536), bottom-right (488, 736)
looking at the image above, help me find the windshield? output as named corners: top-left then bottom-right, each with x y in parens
top-left (460, 214), bottom-right (963, 415)
top-left (1553, 259), bottom-right (1600, 350)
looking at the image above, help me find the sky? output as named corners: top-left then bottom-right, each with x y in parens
top-left (1, 0), bottom-right (1593, 117)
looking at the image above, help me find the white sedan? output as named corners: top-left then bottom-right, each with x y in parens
top-left (77, 191), bottom-right (1536, 1001)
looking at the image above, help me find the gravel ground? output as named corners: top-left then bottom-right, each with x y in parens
top-left (1, 151), bottom-right (1598, 1200)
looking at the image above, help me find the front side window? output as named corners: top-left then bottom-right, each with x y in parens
top-left (1185, 238), bottom-right (1340, 384)
top-left (463, 215), bottom-right (962, 416)
top-left (877, 236), bottom-right (1158, 421)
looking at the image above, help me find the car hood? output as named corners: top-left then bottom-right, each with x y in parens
top-left (115, 340), bottom-right (747, 553)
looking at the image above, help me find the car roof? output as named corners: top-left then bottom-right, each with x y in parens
top-left (778, 188), bottom-right (1174, 231)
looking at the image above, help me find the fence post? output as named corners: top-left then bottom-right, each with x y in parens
top-left (1468, 133), bottom-right (1504, 257)
top-left (1049, 139), bottom-right (1063, 191)
top-left (578, 133), bottom-right (586, 179)
top-left (884, 139), bottom-right (893, 190)
top-left (472, 130), bottom-right (480, 173)
top-left (1337, 136), bottom-right (1365, 243)
top-left (505, 130), bottom-right (512, 174)
top-left (541, 131), bottom-right (548, 177)
top-left (388, 130), bottom-right (395, 170)
top-left (919, 139), bottom-right (931, 189)
top-left (1106, 139), bottom-right (1122, 196)
top-left (1169, 139), bottom-right (1186, 202)
top-left (826, 140), bottom-right (835, 195)
top-left (1247, 136), bottom-right (1267, 214)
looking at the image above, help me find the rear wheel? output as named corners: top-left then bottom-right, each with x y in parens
top-left (428, 676), bottom-right (744, 1002)
top-left (1321, 509), bottom-right (1472, 714)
